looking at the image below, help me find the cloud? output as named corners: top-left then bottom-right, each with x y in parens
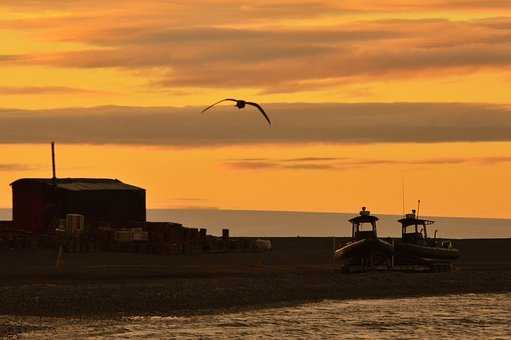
top-left (225, 161), bottom-right (281, 170)
top-left (0, 1), bottom-right (341, 31)
top-left (224, 156), bottom-right (511, 171)
top-left (0, 163), bottom-right (36, 171)
top-left (2, 1), bottom-right (508, 15)
top-left (337, 0), bottom-right (511, 11)
top-left (0, 55), bottom-right (20, 62)
top-left (172, 197), bottom-right (208, 202)
top-left (225, 156), bottom-right (347, 170)
top-left (0, 86), bottom-right (108, 95)
top-left (12, 38), bottom-right (511, 93)
top-left (282, 157), bottom-right (345, 162)
top-left (0, 103), bottom-right (510, 146)
top-left (3, 12), bottom-right (511, 93)
top-left (474, 156), bottom-right (511, 164)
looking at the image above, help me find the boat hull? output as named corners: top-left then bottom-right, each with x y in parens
top-left (335, 238), bottom-right (394, 260)
top-left (395, 241), bottom-right (460, 262)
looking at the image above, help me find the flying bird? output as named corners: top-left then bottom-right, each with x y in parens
top-left (201, 99), bottom-right (271, 126)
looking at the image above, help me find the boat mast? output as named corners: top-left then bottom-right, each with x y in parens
top-left (415, 200), bottom-right (420, 234)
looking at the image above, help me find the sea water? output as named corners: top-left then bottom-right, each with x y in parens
top-left (7, 293), bottom-right (511, 339)
top-left (2, 208), bottom-right (511, 238)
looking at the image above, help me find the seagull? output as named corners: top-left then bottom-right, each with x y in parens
top-left (201, 98), bottom-right (271, 126)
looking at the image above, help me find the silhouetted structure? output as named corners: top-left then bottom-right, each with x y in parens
top-left (11, 178), bottom-right (146, 233)
top-left (335, 207), bottom-right (394, 272)
top-left (395, 209), bottom-right (460, 264)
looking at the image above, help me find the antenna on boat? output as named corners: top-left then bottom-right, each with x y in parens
top-left (417, 200), bottom-right (421, 219)
top-left (401, 176), bottom-right (405, 217)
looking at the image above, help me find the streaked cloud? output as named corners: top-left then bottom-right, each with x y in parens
top-left (1, 2), bottom-right (511, 94)
top-left (225, 156), bottom-right (511, 171)
top-left (0, 103), bottom-right (510, 145)
top-left (6, 19), bottom-right (511, 93)
top-left (0, 163), bottom-right (36, 171)
top-left (0, 86), bottom-right (108, 95)
top-left (226, 161), bottom-right (338, 170)
top-left (2, 1), bottom-right (508, 15)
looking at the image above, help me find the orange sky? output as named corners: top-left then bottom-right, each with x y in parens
top-left (1, 1), bottom-right (511, 218)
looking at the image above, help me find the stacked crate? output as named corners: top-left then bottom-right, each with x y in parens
top-left (96, 226), bottom-right (115, 251)
top-left (182, 228), bottom-right (200, 254)
top-left (52, 217), bottom-right (258, 255)
top-left (145, 222), bottom-right (186, 255)
top-left (0, 221), bottom-right (33, 250)
top-left (111, 227), bottom-right (149, 252)
top-left (57, 214), bottom-right (99, 253)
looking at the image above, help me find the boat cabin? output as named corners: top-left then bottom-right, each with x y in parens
top-left (398, 210), bottom-right (434, 242)
top-left (348, 207), bottom-right (379, 240)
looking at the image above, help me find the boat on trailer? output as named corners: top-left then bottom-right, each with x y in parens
top-left (335, 207), bottom-right (394, 272)
top-left (395, 209), bottom-right (460, 266)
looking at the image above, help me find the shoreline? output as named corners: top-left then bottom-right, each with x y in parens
top-left (0, 237), bottom-right (510, 318)
top-left (3, 289), bottom-right (511, 320)
top-left (1, 266), bottom-right (510, 318)
top-left (3, 289), bottom-right (509, 340)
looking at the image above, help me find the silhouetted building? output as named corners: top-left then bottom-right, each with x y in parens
top-left (11, 178), bottom-right (146, 233)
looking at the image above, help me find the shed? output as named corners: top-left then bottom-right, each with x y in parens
top-left (11, 178), bottom-right (146, 233)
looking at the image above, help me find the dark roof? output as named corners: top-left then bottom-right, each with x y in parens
top-left (398, 217), bottom-right (435, 227)
top-left (349, 215), bottom-right (379, 223)
top-left (10, 178), bottom-right (144, 192)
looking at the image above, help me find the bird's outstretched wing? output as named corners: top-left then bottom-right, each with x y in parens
top-left (246, 102), bottom-right (271, 126)
top-left (201, 98), bottom-right (238, 113)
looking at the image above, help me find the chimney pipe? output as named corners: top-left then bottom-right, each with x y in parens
top-left (51, 141), bottom-right (56, 182)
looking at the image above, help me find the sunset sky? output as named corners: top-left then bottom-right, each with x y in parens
top-left (1, 1), bottom-right (511, 218)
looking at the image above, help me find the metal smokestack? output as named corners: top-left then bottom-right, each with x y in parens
top-left (51, 141), bottom-right (57, 182)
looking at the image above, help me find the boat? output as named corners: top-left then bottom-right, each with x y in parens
top-left (335, 207), bottom-right (394, 271)
top-left (395, 209), bottom-right (460, 265)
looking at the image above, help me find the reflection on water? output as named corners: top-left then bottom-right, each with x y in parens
top-left (6, 293), bottom-right (511, 339)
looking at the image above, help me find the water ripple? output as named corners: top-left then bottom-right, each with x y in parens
top-left (6, 293), bottom-right (511, 339)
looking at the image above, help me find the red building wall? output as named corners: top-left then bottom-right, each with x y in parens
top-left (11, 179), bottom-right (146, 234)
top-left (12, 182), bottom-right (49, 233)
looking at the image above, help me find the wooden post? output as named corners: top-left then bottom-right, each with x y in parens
top-left (222, 228), bottom-right (229, 240)
top-left (391, 239), bottom-right (395, 268)
top-left (332, 236), bottom-right (336, 266)
top-left (199, 228), bottom-right (207, 240)
top-left (56, 244), bottom-right (64, 270)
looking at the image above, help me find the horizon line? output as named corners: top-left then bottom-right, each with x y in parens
top-left (1, 206), bottom-right (510, 221)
